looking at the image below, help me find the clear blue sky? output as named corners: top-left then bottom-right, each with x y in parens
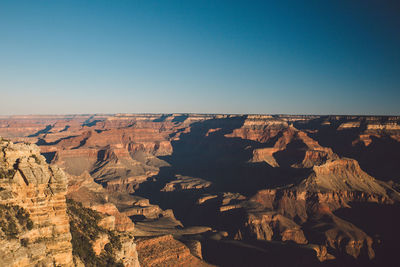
top-left (0, 0), bottom-right (399, 115)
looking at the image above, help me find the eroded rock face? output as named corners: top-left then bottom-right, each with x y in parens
top-left (67, 199), bottom-right (140, 267)
top-left (0, 139), bottom-right (141, 267)
top-left (66, 171), bottom-right (136, 232)
top-left (1, 115), bottom-right (400, 265)
top-left (161, 175), bottom-right (212, 192)
top-left (0, 140), bottom-right (73, 266)
top-left (136, 235), bottom-right (211, 267)
top-left (236, 210), bottom-right (307, 244)
top-left (66, 169), bottom-right (186, 239)
top-left (245, 155), bottom-right (399, 259)
top-left (189, 128), bottom-right (400, 261)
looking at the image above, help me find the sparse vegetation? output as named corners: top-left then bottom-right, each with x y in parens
top-left (0, 137), bottom-right (10, 142)
top-left (108, 230), bottom-right (122, 251)
top-left (20, 238), bottom-right (29, 247)
top-left (30, 154), bottom-right (41, 164)
top-left (0, 168), bottom-right (16, 179)
top-left (67, 199), bottom-right (123, 267)
top-left (15, 205), bottom-right (34, 230)
top-left (0, 204), bottom-right (33, 239)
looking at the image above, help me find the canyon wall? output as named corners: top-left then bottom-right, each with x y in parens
top-left (0, 139), bottom-right (73, 266)
top-left (0, 139), bottom-right (141, 267)
top-left (1, 114), bottom-right (400, 266)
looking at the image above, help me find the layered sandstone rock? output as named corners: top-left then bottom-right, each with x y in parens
top-left (1, 114), bottom-right (400, 265)
top-left (0, 139), bottom-right (141, 267)
top-left (67, 199), bottom-right (140, 267)
top-left (161, 175), bottom-right (212, 192)
top-left (246, 155), bottom-right (400, 259)
top-left (225, 116), bottom-right (288, 143)
top-left (0, 139), bottom-right (73, 266)
top-left (66, 172), bottom-right (136, 232)
top-left (66, 169), bottom-right (185, 237)
top-left (136, 235), bottom-right (212, 267)
top-left (236, 210), bottom-right (307, 244)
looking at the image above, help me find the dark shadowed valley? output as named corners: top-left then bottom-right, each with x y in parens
top-left (1, 113), bottom-right (400, 266)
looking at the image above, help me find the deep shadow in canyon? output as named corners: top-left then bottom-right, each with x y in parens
top-left (135, 117), bottom-right (310, 226)
top-left (294, 117), bottom-right (400, 183)
top-left (200, 238), bottom-right (321, 267)
top-left (333, 203), bottom-right (400, 267)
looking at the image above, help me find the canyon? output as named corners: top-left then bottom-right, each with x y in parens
top-left (0, 114), bottom-right (400, 266)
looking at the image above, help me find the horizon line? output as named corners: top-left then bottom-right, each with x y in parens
top-left (0, 113), bottom-right (399, 117)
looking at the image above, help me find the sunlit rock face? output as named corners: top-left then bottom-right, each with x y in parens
top-left (1, 114), bottom-right (400, 266)
top-left (0, 139), bottom-right (141, 267)
top-left (136, 234), bottom-right (212, 267)
top-left (0, 139), bottom-right (73, 266)
top-left (66, 198), bottom-right (140, 267)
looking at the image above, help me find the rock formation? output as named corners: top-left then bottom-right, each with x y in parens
top-left (136, 235), bottom-right (212, 267)
top-left (0, 139), bottom-right (141, 267)
top-left (67, 198), bottom-right (140, 267)
top-left (161, 175), bottom-right (212, 192)
top-left (0, 114), bottom-right (400, 266)
top-left (0, 139), bottom-right (73, 266)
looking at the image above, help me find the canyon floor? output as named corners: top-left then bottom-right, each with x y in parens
top-left (1, 113), bottom-right (400, 266)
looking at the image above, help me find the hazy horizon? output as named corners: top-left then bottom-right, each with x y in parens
top-left (1, 1), bottom-right (399, 115)
top-left (1, 113), bottom-right (400, 118)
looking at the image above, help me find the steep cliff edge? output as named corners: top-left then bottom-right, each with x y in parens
top-left (0, 139), bottom-right (140, 267)
top-left (0, 138), bottom-right (74, 266)
top-left (67, 199), bottom-right (140, 267)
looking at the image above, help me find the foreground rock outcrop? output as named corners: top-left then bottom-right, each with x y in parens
top-left (0, 139), bottom-right (73, 266)
top-left (0, 139), bottom-right (141, 267)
